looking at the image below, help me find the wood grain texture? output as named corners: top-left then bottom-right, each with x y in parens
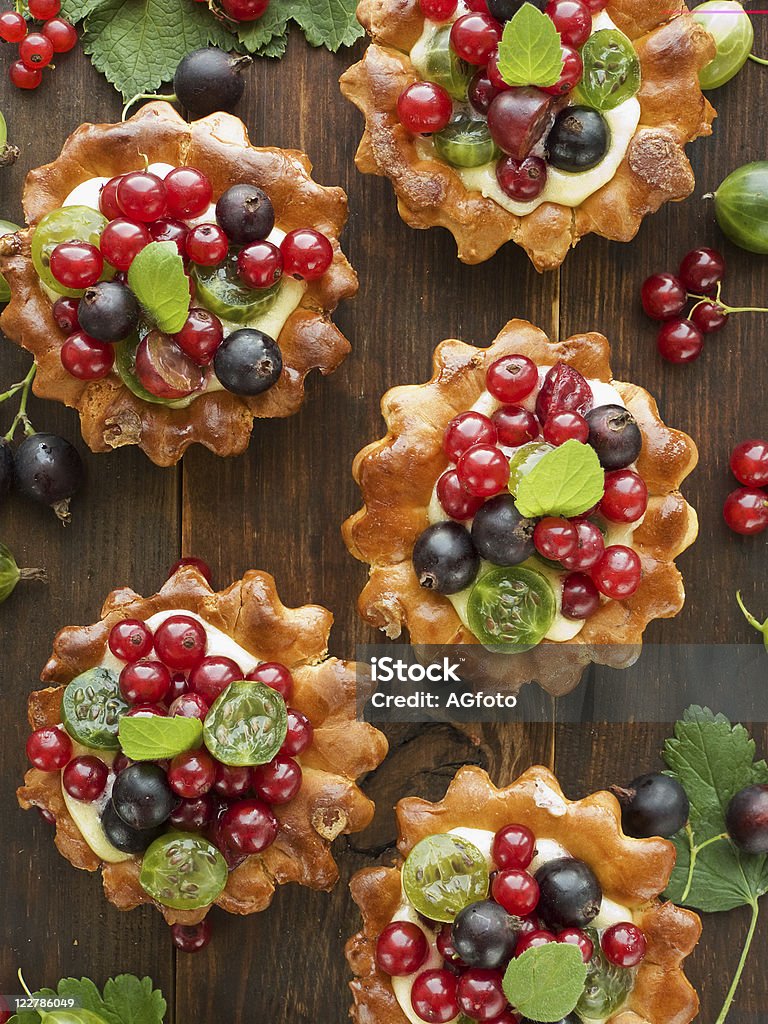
top-left (0, 17), bottom-right (766, 1023)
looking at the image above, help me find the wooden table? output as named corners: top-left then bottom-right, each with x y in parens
top-left (1, 20), bottom-right (766, 1022)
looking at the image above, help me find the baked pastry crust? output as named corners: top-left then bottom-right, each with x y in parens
top-left (340, 0), bottom-right (716, 270)
top-left (0, 101), bottom-right (358, 466)
top-left (343, 319), bottom-right (698, 695)
top-left (17, 565), bottom-right (388, 926)
top-left (346, 765), bottom-right (701, 1024)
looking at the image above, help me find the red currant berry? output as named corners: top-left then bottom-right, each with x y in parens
top-left (491, 405), bottom-right (539, 447)
top-left (485, 47), bottom-right (511, 91)
top-left (561, 571), bottom-right (600, 619)
top-left (0, 11), bottom-right (27, 42)
top-left (42, 17), bottom-right (77, 52)
top-left (583, 0), bottom-right (607, 9)
top-left (450, 13), bottom-right (501, 65)
top-left (496, 154), bottom-right (548, 200)
top-left (52, 296), bottom-right (80, 334)
top-left (559, 519), bottom-right (605, 570)
top-left (213, 763), bottom-right (252, 798)
top-left (186, 223), bottom-right (229, 266)
top-left (164, 167), bottom-right (213, 218)
top-left (26, 726), bottom-right (72, 771)
top-left (491, 869), bottom-right (540, 916)
top-left (601, 922), bottom-right (647, 967)
top-left (533, 516), bottom-right (578, 560)
top-left (116, 172), bottom-right (167, 222)
top-left (280, 228), bottom-right (334, 281)
top-left (188, 655), bottom-right (241, 704)
top-left (50, 241), bottom-right (103, 289)
top-left (443, 411), bottom-right (498, 462)
top-left (556, 927), bottom-right (593, 963)
top-left (436, 469), bottom-right (485, 520)
top-left (486, 353), bottom-right (538, 402)
top-left (124, 702), bottom-right (168, 718)
top-left (62, 755), bottom-right (108, 801)
top-left (600, 469), bottom-right (648, 523)
top-left (99, 177), bottom-right (123, 220)
top-left (38, 808), bottom-right (56, 825)
top-left (28, 0), bottom-right (60, 17)
top-left (723, 487), bottom-right (768, 535)
top-left (168, 748), bottom-right (216, 798)
top-left (640, 273), bottom-right (687, 321)
top-left (436, 923), bottom-right (463, 963)
top-left (169, 793), bottom-right (215, 831)
top-left (119, 659), bottom-right (172, 705)
top-left (9, 60), bottom-right (41, 89)
top-left (154, 614), bottom-right (208, 670)
top-left (514, 930), bottom-right (555, 956)
top-left (220, 798), bottom-right (278, 853)
top-left (252, 754), bottom-right (302, 804)
top-left (679, 247), bottom-right (724, 294)
top-left (411, 969), bottom-right (459, 1024)
top-left (469, 70), bottom-right (501, 115)
top-left (171, 919), bottom-right (212, 953)
top-left (281, 708), bottom-right (314, 756)
top-left (108, 618), bottom-right (154, 662)
top-left (467, 0), bottom-right (489, 8)
top-left (541, 44), bottom-right (582, 94)
top-left (168, 672), bottom-right (188, 702)
top-left (246, 662), bottom-right (294, 701)
top-left (545, 0), bottom-right (591, 45)
top-left (173, 308), bottom-right (224, 365)
top-left (148, 218), bottom-right (188, 257)
top-left (60, 332), bottom-right (114, 380)
top-left (690, 300), bottom-right (728, 334)
top-left (492, 823), bottom-right (535, 869)
top-left (457, 444), bottom-right (510, 497)
top-left (376, 921), bottom-right (429, 976)
top-left (657, 319), bottom-right (703, 364)
top-left (220, 0), bottom-right (269, 18)
top-left (592, 545), bottom-right (642, 599)
top-left (731, 439), bottom-right (768, 488)
top-left (456, 969), bottom-right (507, 1021)
top-left (420, 0), bottom-right (458, 18)
top-left (543, 409), bottom-right (588, 445)
top-left (238, 240), bottom-right (283, 289)
top-left (113, 753), bottom-right (133, 774)
top-left (169, 692), bottom-right (209, 720)
top-left (397, 81), bottom-right (453, 134)
top-left (169, 556), bottom-right (213, 584)
top-left (19, 31), bottom-right (54, 68)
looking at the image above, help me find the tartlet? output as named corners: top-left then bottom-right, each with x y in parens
top-left (0, 101), bottom-right (357, 466)
top-left (347, 765), bottom-right (701, 1024)
top-left (18, 566), bottom-right (388, 930)
top-left (343, 319), bottom-right (698, 695)
top-left (340, 0), bottom-right (716, 269)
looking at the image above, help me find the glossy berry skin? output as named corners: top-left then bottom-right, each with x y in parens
top-left (457, 444), bottom-right (510, 497)
top-left (169, 794), bottom-right (216, 831)
top-left (14, 432), bottom-right (84, 513)
top-left (124, 702), bottom-right (168, 718)
top-left (726, 784), bottom-right (768, 854)
top-left (116, 172), bottom-right (167, 222)
top-left (542, 44), bottom-right (583, 95)
top-left (561, 572), bottom-right (600, 619)
top-left (174, 308), bottom-right (224, 365)
top-left (154, 614), bottom-right (208, 670)
top-left (169, 556), bottom-right (213, 584)
top-left (50, 242), bottom-right (103, 289)
top-left (601, 923), bottom-right (647, 967)
top-left (60, 332), bottom-right (114, 381)
top-left (469, 70), bottom-right (501, 115)
top-left (456, 969), bottom-right (507, 1021)
top-left (167, 749), bottom-right (216, 798)
top-left (471, 494), bottom-right (535, 565)
top-left (450, 13), bottom-right (502, 64)
top-left (397, 81), bottom-right (453, 134)
top-left (543, 410), bottom-right (588, 446)
top-left (592, 545), bottom-right (642, 599)
top-left (0, 11), bottom-right (27, 42)
top-left (186, 223), bottom-right (229, 265)
top-left (690, 300), bottom-right (728, 334)
top-left (168, 673), bottom-right (188, 703)
top-left (26, 726), bottom-right (72, 771)
top-left (251, 754), bottom-right (302, 805)
top-left (77, 281), bottom-right (140, 342)
top-left (678, 247), bottom-right (724, 294)
top-left (213, 763), bottom-right (252, 798)
top-left (62, 755), bottom-right (108, 802)
top-left (492, 405), bottom-right (539, 448)
top-left (514, 929), bottom-right (555, 956)
top-left (411, 970), bottom-right (459, 1024)
top-left (585, 405), bottom-right (642, 470)
top-left (556, 928), bottom-right (594, 963)
top-left (376, 921), bottom-right (430, 976)
top-left (488, 88), bottom-right (553, 160)
top-left (723, 488), bottom-right (768, 535)
top-left (100, 218), bottom-right (151, 271)
top-left (220, 0), bottom-right (269, 19)
top-left (101, 803), bottom-right (162, 854)
top-left (214, 328), bottom-right (282, 396)
top-left (452, 900), bottom-right (520, 969)
top-left (164, 167), bottom-right (213, 218)
top-left (19, 32), bottom-right (54, 69)
top-left (617, 772), bottom-right (689, 838)
top-left (42, 17), bottom-right (78, 52)
top-left (545, 0), bottom-right (591, 45)
top-left (10, 60), bottom-right (42, 89)
top-left (535, 857), bottom-right (601, 929)
top-left (600, 469), bottom-right (648, 523)
top-left (559, 519), bottom-right (605, 571)
top-left (109, 619), bottom-right (154, 662)
top-left (640, 273), bottom-right (687, 321)
top-left (496, 154), bottom-right (548, 200)
top-left (171, 919), bottom-right (212, 953)
top-left (657, 319), bottom-right (704, 363)
top-left (170, 691), bottom-right (209, 720)
top-left (220, 799), bottom-right (278, 853)
top-left (536, 362), bottom-right (592, 422)
top-left (52, 297), bottom-right (80, 334)
top-left (534, 517), bottom-right (578, 561)
top-left (437, 469), bottom-right (485, 520)
top-left (491, 869), bottom-right (540, 916)
top-left (280, 228), bottom-right (334, 281)
top-left (99, 177), bottom-right (123, 219)
top-left (413, 521), bottom-right (480, 593)
top-left (485, 47), bottom-right (510, 90)
top-left (492, 823), bottom-right (535, 869)
top-left (119, 659), bottom-right (172, 705)
top-left (420, 0), bottom-right (458, 18)
top-left (281, 708), bottom-right (314, 756)
top-left (486, 353), bottom-right (538, 403)
top-left (238, 240), bottom-right (283, 289)
top-left (444, 411), bottom-right (498, 462)
top-left (216, 184), bottom-right (274, 244)
top-left (29, 0), bottom-right (60, 17)
top-left (731, 439), bottom-right (768, 488)
top-left (436, 923), bottom-right (463, 964)
top-left (188, 655), bottom-right (241, 704)
top-left (149, 218), bottom-right (188, 256)
top-left (173, 47), bottom-right (249, 118)
top-left (246, 662), bottom-right (293, 702)
top-left (111, 763), bottom-right (176, 830)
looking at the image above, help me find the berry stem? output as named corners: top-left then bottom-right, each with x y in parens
top-left (748, 52), bottom-right (768, 65)
top-left (122, 92), bottom-right (178, 121)
top-left (736, 591), bottom-right (768, 651)
top-left (680, 823), bottom-right (729, 903)
top-left (713, 898), bottom-right (760, 1024)
top-left (689, 282), bottom-right (768, 317)
top-left (3, 364), bottom-right (37, 441)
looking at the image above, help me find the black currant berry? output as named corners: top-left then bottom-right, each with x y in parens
top-left (112, 763), bottom-right (177, 831)
top-left (547, 107), bottom-right (609, 172)
top-left (471, 494), bottom-right (536, 565)
top-left (586, 405), bottom-right (642, 470)
top-left (451, 900), bottom-right (520, 969)
top-left (412, 521), bottom-right (480, 594)
top-left (216, 183), bottom-right (274, 244)
top-left (0, 438), bottom-right (13, 499)
top-left (535, 857), bottom-right (602, 929)
top-left (77, 281), bottom-right (140, 343)
top-left (612, 772), bottom-right (689, 839)
top-left (174, 48), bottom-right (252, 118)
top-left (101, 802), bottom-right (163, 854)
top-left (488, 0), bottom-right (544, 18)
top-left (213, 328), bottom-right (283, 395)
top-left (521, 1015), bottom-right (580, 1024)
top-left (726, 784), bottom-right (768, 854)
top-left (14, 433), bottom-right (84, 524)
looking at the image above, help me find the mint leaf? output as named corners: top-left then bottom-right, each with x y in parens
top-left (290, 0), bottom-right (363, 50)
top-left (503, 943), bottom-right (587, 1022)
top-left (119, 713), bottom-right (202, 760)
top-left (513, 439), bottom-right (604, 518)
top-left (127, 241), bottom-right (190, 334)
top-left (497, 2), bottom-right (564, 87)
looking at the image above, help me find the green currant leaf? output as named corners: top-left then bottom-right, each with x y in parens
top-left (59, 0), bottom-right (112, 22)
top-left (289, 0), bottom-right (363, 50)
top-left (236, 0), bottom-right (291, 52)
top-left (512, 439), bottom-right (604, 519)
top-left (496, 2), bottom-right (564, 87)
top-left (503, 943), bottom-right (587, 1022)
top-left (127, 241), bottom-right (190, 334)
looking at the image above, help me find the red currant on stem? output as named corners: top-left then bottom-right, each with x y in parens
top-left (186, 223), bottom-right (228, 266)
top-left (457, 443), bottom-right (510, 497)
top-left (9, 60), bottom-right (41, 89)
top-left (42, 17), bottom-right (77, 52)
top-left (246, 661), bottom-right (294, 701)
top-left (376, 922), bottom-right (429, 976)
top-left (436, 469), bottom-right (485, 520)
top-left (420, 0), bottom-right (458, 18)
top-left (0, 11), bottom-right (27, 42)
top-left (26, 726), bottom-right (72, 771)
top-left (657, 319), bottom-right (703, 364)
top-left (450, 13), bottom-right (501, 65)
top-left (397, 81), bottom-right (453, 134)
top-left (109, 618), bottom-right (154, 662)
top-left (280, 228), bottom-right (333, 281)
top-left (60, 332), bottom-right (114, 381)
top-left (443, 411), bottom-right (498, 462)
top-left (640, 272), bottom-right (687, 321)
top-left (678, 247), bottom-right (724, 293)
top-left (723, 488), bottom-right (768, 535)
top-left (28, 0), bottom-right (61, 18)
top-left (731, 439), bottom-right (768, 488)
top-left (19, 31), bottom-right (53, 68)
top-left (689, 299), bottom-right (728, 334)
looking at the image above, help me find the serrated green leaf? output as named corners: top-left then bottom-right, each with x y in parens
top-left (255, 30), bottom-right (289, 57)
top-left (513, 439), bottom-right (604, 519)
top-left (497, 2), bottom-right (564, 87)
top-left (237, 0), bottom-right (291, 51)
top-left (101, 976), bottom-right (166, 1024)
top-left (119, 713), bottom-right (203, 760)
top-left (127, 241), bottom-right (190, 334)
top-left (290, 0), bottom-right (363, 50)
top-left (503, 943), bottom-right (587, 1022)
top-left (59, 0), bottom-right (111, 22)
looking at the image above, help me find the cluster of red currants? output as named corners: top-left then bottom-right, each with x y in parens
top-left (0, 0), bottom-right (77, 90)
top-left (724, 439), bottom-right (768, 536)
